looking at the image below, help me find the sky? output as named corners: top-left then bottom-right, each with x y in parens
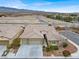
top-left (0, 0), bottom-right (79, 13)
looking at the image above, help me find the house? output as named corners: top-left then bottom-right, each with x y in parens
top-left (20, 25), bottom-right (63, 45)
top-left (0, 36), bottom-right (9, 45)
top-left (0, 24), bottom-right (64, 46)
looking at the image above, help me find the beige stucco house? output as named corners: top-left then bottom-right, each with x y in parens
top-left (0, 15), bottom-right (67, 46)
top-left (0, 24), bottom-right (64, 46)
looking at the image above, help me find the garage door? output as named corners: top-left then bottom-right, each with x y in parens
top-left (29, 39), bottom-right (42, 45)
top-left (21, 38), bottom-right (43, 45)
top-left (0, 40), bottom-right (9, 45)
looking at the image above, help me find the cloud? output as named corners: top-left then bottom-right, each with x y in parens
top-left (44, 5), bottom-right (79, 13)
top-left (31, 2), bottom-right (53, 6)
top-left (0, 0), bottom-right (27, 9)
top-left (0, 0), bottom-right (79, 13)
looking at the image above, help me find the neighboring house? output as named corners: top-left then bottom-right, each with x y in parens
top-left (0, 36), bottom-right (9, 45)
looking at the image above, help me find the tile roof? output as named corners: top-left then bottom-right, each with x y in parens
top-left (21, 25), bottom-right (61, 40)
top-left (0, 24), bottom-right (62, 40)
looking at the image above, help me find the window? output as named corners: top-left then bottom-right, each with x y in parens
top-left (52, 41), bottom-right (56, 44)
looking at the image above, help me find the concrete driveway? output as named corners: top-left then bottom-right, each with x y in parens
top-left (6, 45), bottom-right (43, 58)
top-left (0, 45), bottom-right (6, 58)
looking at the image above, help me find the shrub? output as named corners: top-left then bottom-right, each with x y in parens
top-left (63, 50), bottom-right (71, 57)
top-left (46, 47), bottom-right (51, 52)
top-left (43, 45), bottom-right (46, 51)
top-left (50, 45), bottom-right (58, 50)
top-left (63, 42), bottom-right (68, 48)
top-left (45, 45), bottom-right (59, 52)
top-left (12, 38), bottom-right (20, 46)
top-left (7, 44), bottom-right (12, 49)
top-left (43, 45), bottom-right (46, 48)
top-left (7, 38), bottom-right (21, 49)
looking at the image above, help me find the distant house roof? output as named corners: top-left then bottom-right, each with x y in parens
top-left (0, 15), bottom-right (45, 24)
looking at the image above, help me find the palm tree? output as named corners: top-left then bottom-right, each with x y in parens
top-left (43, 34), bottom-right (49, 47)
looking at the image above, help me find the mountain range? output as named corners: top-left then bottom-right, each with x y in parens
top-left (0, 6), bottom-right (78, 17)
top-left (0, 7), bottom-right (58, 15)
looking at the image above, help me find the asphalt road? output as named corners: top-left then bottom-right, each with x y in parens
top-left (59, 31), bottom-right (79, 45)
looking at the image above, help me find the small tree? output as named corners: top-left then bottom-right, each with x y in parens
top-left (50, 45), bottom-right (59, 50)
top-left (63, 42), bottom-right (68, 48)
top-left (7, 38), bottom-right (21, 49)
top-left (77, 17), bottom-right (79, 22)
top-left (63, 50), bottom-right (71, 57)
top-left (46, 47), bottom-right (51, 52)
top-left (55, 15), bottom-right (62, 20)
top-left (63, 16), bottom-right (73, 22)
top-left (70, 14), bottom-right (77, 16)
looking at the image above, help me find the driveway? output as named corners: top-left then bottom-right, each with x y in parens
top-left (6, 45), bottom-right (43, 58)
top-left (0, 45), bottom-right (6, 58)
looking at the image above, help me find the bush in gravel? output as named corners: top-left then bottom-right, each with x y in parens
top-left (45, 45), bottom-right (59, 52)
top-left (50, 45), bottom-right (59, 50)
top-left (63, 50), bottom-right (71, 57)
top-left (63, 42), bottom-right (68, 48)
top-left (46, 47), bottom-right (51, 52)
top-left (7, 38), bottom-right (21, 49)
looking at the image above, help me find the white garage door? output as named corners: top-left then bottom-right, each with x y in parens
top-left (29, 39), bottom-right (42, 45)
top-left (21, 38), bottom-right (43, 45)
